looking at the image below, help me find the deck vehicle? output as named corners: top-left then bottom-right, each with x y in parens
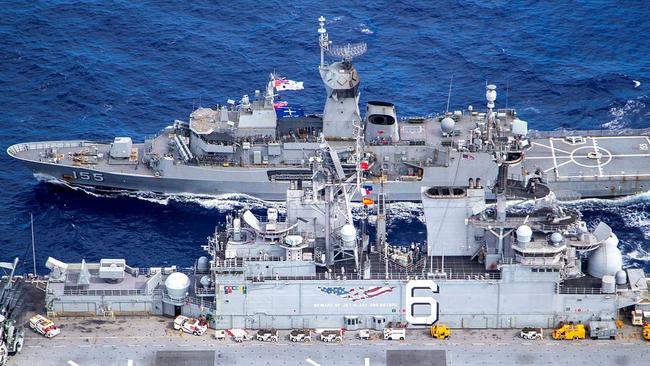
top-left (289, 329), bottom-right (312, 343)
top-left (173, 315), bottom-right (207, 336)
top-left (255, 329), bottom-right (279, 342)
top-left (29, 315), bottom-right (60, 338)
top-left (520, 328), bottom-right (543, 340)
top-left (553, 323), bottom-right (585, 340)
top-left (430, 325), bottom-right (450, 340)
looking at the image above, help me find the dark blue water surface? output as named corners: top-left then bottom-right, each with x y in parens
top-left (1, 1), bottom-right (650, 273)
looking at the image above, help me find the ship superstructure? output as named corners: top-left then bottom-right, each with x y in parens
top-left (41, 136), bottom-right (649, 330)
top-left (10, 17), bottom-right (649, 201)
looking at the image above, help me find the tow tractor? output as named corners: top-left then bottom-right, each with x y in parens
top-left (227, 328), bottom-right (252, 342)
top-left (320, 329), bottom-right (343, 343)
top-left (520, 328), bottom-right (543, 340)
top-left (358, 329), bottom-right (372, 340)
top-left (29, 314), bottom-right (60, 338)
top-left (430, 324), bottom-right (451, 340)
top-left (255, 329), bottom-right (279, 342)
top-left (383, 328), bottom-right (406, 341)
top-left (173, 315), bottom-right (207, 336)
top-left (552, 323), bottom-right (585, 340)
top-left (213, 330), bottom-right (227, 340)
top-left (289, 329), bottom-right (312, 342)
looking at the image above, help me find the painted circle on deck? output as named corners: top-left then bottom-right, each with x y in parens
top-left (569, 146), bottom-right (612, 168)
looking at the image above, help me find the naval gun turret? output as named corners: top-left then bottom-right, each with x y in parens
top-left (318, 16), bottom-right (365, 140)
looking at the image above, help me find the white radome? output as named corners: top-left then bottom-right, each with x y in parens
top-left (165, 272), bottom-right (191, 300)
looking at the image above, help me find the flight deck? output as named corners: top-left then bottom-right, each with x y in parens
top-left (520, 133), bottom-right (650, 199)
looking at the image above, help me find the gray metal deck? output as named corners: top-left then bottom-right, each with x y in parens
top-left (522, 135), bottom-right (650, 180)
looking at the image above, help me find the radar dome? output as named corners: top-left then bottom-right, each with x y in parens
top-left (441, 117), bottom-right (455, 134)
top-left (550, 232), bottom-right (563, 245)
top-left (197, 256), bottom-right (209, 272)
top-left (340, 224), bottom-right (356, 242)
top-left (200, 275), bottom-right (211, 289)
top-left (165, 272), bottom-right (190, 300)
top-left (516, 225), bottom-right (532, 243)
top-left (588, 233), bottom-right (623, 278)
top-left (615, 270), bottom-right (627, 285)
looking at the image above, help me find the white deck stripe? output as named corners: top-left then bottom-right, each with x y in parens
top-left (532, 141), bottom-right (573, 155)
top-left (544, 160), bottom-right (572, 173)
top-left (592, 138), bottom-right (604, 176)
top-left (549, 139), bottom-right (559, 179)
top-left (306, 358), bottom-right (321, 366)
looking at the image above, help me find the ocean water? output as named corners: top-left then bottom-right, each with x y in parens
top-left (1, 1), bottom-right (649, 273)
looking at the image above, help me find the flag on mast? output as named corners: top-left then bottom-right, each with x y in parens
top-left (274, 78), bottom-right (304, 91)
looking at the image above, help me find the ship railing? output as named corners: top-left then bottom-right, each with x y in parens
top-left (528, 127), bottom-right (650, 139)
top-left (58, 288), bottom-right (155, 297)
top-left (160, 293), bottom-right (216, 310)
top-left (12, 141), bottom-right (88, 152)
top-left (550, 173), bottom-right (649, 183)
top-left (556, 283), bottom-right (604, 295)
top-left (245, 271), bottom-right (500, 282)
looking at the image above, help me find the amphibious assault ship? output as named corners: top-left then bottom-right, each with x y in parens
top-left (9, 17), bottom-right (650, 201)
top-left (40, 132), bottom-right (649, 331)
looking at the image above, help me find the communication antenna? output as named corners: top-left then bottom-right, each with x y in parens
top-left (318, 16), bottom-right (329, 68)
top-left (31, 213), bottom-right (36, 275)
top-left (505, 79), bottom-right (510, 109)
top-left (327, 42), bottom-right (367, 62)
top-left (445, 75), bottom-right (454, 113)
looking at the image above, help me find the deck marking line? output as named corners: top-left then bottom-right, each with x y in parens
top-left (549, 139), bottom-right (559, 178)
top-left (592, 138), bottom-right (604, 176)
top-left (306, 358), bottom-right (321, 366)
top-left (544, 159), bottom-right (572, 173)
top-left (532, 141), bottom-right (572, 155)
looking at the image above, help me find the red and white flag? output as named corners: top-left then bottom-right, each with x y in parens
top-left (274, 79), bottom-right (304, 91)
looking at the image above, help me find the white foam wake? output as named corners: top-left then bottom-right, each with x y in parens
top-left (601, 96), bottom-right (646, 130)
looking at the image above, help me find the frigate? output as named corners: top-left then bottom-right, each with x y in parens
top-left (9, 17), bottom-right (650, 201)
top-left (39, 132), bottom-right (649, 333)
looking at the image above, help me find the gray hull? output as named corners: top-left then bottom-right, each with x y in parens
top-left (46, 264), bottom-right (632, 330)
top-left (9, 141), bottom-right (498, 201)
top-left (10, 134), bottom-right (650, 201)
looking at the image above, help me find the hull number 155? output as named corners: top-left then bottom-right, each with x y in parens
top-left (72, 171), bottom-right (104, 182)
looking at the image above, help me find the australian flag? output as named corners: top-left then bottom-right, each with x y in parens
top-left (275, 104), bottom-right (305, 119)
top-left (319, 286), bottom-right (395, 302)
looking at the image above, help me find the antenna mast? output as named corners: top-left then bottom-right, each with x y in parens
top-left (445, 75), bottom-right (454, 113)
top-left (31, 213), bottom-right (36, 275)
top-left (318, 16), bottom-right (329, 68)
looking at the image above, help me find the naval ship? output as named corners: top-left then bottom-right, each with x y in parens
top-left (8, 17), bottom-right (650, 201)
top-left (39, 132), bottom-right (649, 331)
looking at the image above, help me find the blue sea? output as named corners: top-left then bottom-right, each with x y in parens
top-left (1, 1), bottom-right (650, 273)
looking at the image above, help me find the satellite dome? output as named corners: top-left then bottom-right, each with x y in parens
top-left (615, 270), bottom-right (627, 285)
top-left (441, 117), bottom-right (455, 134)
top-left (197, 256), bottom-right (209, 272)
top-left (588, 233), bottom-right (623, 278)
top-left (340, 224), bottom-right (356, 242)
top-left (550, 232), bottom-right (563, 244)
top-left (516, 225), bottom-right (532, 243)
top-left (200, 275), bottom-right (211, 289)
top-left (165, 272), bottom-right (190, 300)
